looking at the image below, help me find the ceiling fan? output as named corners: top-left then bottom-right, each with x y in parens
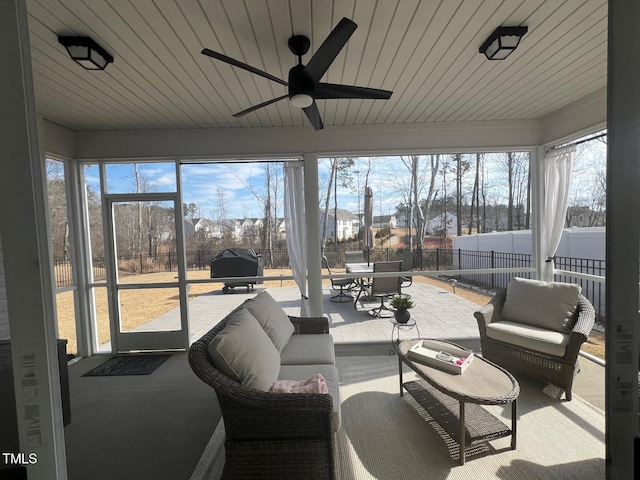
top-left (201, 17), bottom-right (393, 131)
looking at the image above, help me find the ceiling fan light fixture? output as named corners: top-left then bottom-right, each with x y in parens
top-left (58, 35), bottom-right (113, 70)
top-left (479, 26), bottom-right (528, 60)
top-left (290, 93), bottom-right (314, 109)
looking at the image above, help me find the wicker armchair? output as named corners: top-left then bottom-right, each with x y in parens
top-left (188, 303), bottom-right (336, 479)
top-left (474, 288), bottom-right (595, 401)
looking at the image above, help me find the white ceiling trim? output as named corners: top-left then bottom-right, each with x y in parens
top-left (43, 83), bottom-right (606, 161)
top-left (69, 119), bottom-right (540, 160)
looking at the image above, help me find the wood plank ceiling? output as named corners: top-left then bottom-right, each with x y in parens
top-left (26, 0), bottom-right (607, 132)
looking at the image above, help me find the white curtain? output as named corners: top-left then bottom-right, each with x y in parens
top-left (284, 162), bottom-right (310, 316)
top-left (541, 145), bottom-right (576, 281)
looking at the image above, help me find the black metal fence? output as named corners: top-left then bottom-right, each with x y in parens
top-left (554, 256), bottom-right (607, 323)
top-left (55, 247), bottom-right (449, 288)
top-left (449, 250), bottom-right (608, 322)
top-left (450, 249), bottom-right (534, 289)
top-left (54, 247), bottom-right (611, 322)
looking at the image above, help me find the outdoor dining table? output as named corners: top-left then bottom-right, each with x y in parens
top-left (345, 262), bottom-right (374, 308)
top-left (345, 262), bottom-right (373, 275)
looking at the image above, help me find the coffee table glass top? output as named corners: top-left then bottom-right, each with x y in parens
top-left (399, 339), bottom-right (519, 405)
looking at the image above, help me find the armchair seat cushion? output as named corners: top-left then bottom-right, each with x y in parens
top-left (280, 334), bottom-right (336, 365)
top-left (278, 364), bottom-right (341, 432)
top-left (486, 320), bottom-right (570, 357)
top-left (502, 277), bottom-right (581, 333)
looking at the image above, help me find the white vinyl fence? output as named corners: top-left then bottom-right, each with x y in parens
top-left (452, 227), bottom-right (607, 321)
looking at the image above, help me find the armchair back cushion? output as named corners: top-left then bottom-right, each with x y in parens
top-left (244, 291), bottom-right (295, 351)
top-left (502, 277), bottom-right (581, 334)
top-left (207, 307), bottom-right (280, 391)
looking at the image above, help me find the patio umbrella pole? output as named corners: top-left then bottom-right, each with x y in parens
top-left (364, 186), bottom-right (374, 266)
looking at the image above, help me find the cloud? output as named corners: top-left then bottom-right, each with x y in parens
top-left (154, 175), bottom-right (176, 187)
top-left (181, 163), bottom-right (275, 218)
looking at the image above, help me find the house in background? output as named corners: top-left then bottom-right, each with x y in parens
top-left (319, 209), bottom-right (359, 241)
top-left (222, 219), bottom-right (242, 238)
top-left (183, 218), bottom-right (219, 238)
top-left (237, 218), bottom-right (262, 240)
top-left (185, 217), bottom-right (286, 242)
top-left (373, 214), bottom-right (397, 229)
top-left (1, 1), bottom-right (638, 477)
top-left (427, 213), bottom-right (458, 236)
top-left (565, 206), bottom-right (606, 227)
top-left (276, 219), bottom-right (287, 239)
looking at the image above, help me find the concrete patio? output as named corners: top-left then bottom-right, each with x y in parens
top-left (139, 282), bottom-right (481, 346)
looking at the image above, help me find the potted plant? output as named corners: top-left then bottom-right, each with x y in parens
top-left (390, 295), bottom-right (414, 324)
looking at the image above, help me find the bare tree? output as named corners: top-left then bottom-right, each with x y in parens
top-left (214, 185), bottom-right (229, 228)
top-left (438, 155), bottom-right (456, 244)
top-left (506, 153), bottom-right (514, 230)
top-left (454, 154), bottom-right (471, 235)
top-left (319, 157), bottom-right (355, 249)
top-left (385, 155), bottom-right (439, 248)
top-left (320, 158), bottom-right (336, 248)
top-left (566, 138), bottom-right (607, 227)
top-left (496, 152), bottom-right (530, 231)
top-left (225, 163), bottom-right (284, 266)
top-left (46, 159), bottom-right (69, 260)
top-left (417, 155), bottom-right (440, 243)
top-left (468, 153), bottom-right (483, 234)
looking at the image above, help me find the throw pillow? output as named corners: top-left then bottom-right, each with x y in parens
top-left (502, 277), bottom-right (581, 333)
top-left (207, 308), bottom-right (280, 391)
top-left (244, 291), bottom-right (295, 352)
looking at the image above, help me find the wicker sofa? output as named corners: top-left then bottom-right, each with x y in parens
top-left (474, 277), bottom-right (595, 401)
top-left (188, 291), bottom-right (340, 480)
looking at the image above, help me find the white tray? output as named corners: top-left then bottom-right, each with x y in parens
top-left (407, 340), bottom-right (474, 375)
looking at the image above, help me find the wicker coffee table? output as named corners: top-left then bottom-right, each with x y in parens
top-left (398, 339), bottom-right (520, 464)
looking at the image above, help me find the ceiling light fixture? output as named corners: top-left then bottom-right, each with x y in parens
top-left (479, 26), bottom-right (528, 60)
top-left (289, 93), bottom-right (314, 109)
top-left (58, 36), bottom-right (113, 70)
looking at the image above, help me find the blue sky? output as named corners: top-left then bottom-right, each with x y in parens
top-left (82, 141), bottom-right (605, 221)
top-left (85, 158), bottom-right (394, 219)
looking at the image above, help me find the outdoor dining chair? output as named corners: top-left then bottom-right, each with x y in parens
top-left (344, 250), bottom-right (365, 264)
top-left (323, 255), bottom-right (356, 303)
top-left (401, 251), bottom-right (415, 289)
top-left (367, 261), bottom-right (403, 318)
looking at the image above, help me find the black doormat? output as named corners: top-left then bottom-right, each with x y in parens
top-left (82, 354), bottom-right (171, 377)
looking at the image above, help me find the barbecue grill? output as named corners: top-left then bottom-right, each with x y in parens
top-left (210, 248), bottom-right (264, 293)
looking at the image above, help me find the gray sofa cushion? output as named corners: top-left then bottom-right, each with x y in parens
top-left (280, 334), bottom-right (336, 366)
top-left (502, 277), bottom-right (581, 333)
top-left (278, 364), bottom-right (341, 432)
top-left (207, 308), bottom-right (280, 391)
top-left (486, 320), bottom-right (570, 357)
top-left (244, 291), bottom-right (295, 352)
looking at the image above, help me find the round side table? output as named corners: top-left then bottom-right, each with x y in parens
top-left (389, 317), bottom-right (420, 355)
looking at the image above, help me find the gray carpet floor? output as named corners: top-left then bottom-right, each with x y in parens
top-left (63, 344), bottom-right (605, 480)
top-left (190, 354), bottom-right (605, 480)
top-left (64, 352), bottom-right (220, 480)
top-left (334, 355), bottom-right (605, 479)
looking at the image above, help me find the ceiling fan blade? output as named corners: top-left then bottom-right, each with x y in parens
top-left (304, 18), bottom-right (357, 83)
top-left (233, 95), bottom-right (289, 118)
top-left (303, 102), bottom-right (324, 130)
top-left (314, 83), bottom-right (393, 100)
top-left (201, 48), bottom-right (288, 87)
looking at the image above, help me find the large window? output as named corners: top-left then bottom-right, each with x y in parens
top-left (180, 160), bottom-right (294, 281)
top-left (46, 158), bottom-right (77, 354)
top-left (318, 152), bottom-right (532, 255)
